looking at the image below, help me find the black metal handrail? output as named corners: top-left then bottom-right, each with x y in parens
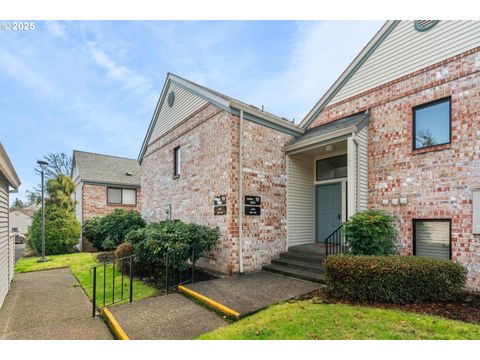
top-left (324, 223), bottom-right (348, 256)
top-left (164, 245), bottom-right (196, 294)
top-left (91, 254), bottom-right (134, 318)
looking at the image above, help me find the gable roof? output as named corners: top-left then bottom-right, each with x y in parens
top-left (300, 21), bottom-right (399, 128)
top-left (72, 150), bottom-right (140, 187)
top-left (0, 142), bottom-right (21, 189)
top-left (138, 73), bottom-right (304, 162)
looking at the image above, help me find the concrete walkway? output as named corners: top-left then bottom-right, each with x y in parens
top-left (109, 293), bottom-right (228, 339)
top-left (108, 271), bottom-right (321, 339)
top-left (184, 271), bottom-right (322, 316)
top-left (0, 268), bottom-right (113, 339)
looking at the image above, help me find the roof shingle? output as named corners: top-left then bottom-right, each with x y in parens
top-left (72, 150), bottom-right (140, 187)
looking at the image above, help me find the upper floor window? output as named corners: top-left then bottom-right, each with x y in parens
top-left (107, 187), bottom-right (137, 205)
top-left (173, 146), bottom-right (181, 177)
top-left (316, 154), bottom-right (347, 181)
top-left (413, 98), bottom-right (451, 150)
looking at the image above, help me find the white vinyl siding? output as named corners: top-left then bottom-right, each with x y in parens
top-left (414, 220), bottom-right (451, 259)
top-left (331, 21), bottom-right (480, 104)
top-left (287, 154), bottom-right (315, 246)
top-left (0, 175), bottom-right (11, 308)
top-left (356, 125), bottom-right (368, 211)
top-left (149, 81), bottom-right (208, 144)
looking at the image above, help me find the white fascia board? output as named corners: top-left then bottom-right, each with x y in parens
top-left (0, 143), bottom-right (20, 188)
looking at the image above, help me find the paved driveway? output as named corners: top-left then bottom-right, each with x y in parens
top-left (0, 268), bottom-right (113, 339)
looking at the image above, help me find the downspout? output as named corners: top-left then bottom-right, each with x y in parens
top-left (238, 110), bottom-right (244, 274)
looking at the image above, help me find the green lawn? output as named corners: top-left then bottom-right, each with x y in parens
top-left (198, 300), bottom-right (480, 340)
top-left (16, 253), bottom-right (158, 307)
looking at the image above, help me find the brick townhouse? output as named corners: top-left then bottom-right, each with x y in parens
top-left (138, 20), bottom-right (480, 290)
top-left (71, 150), bottom-right (142, 251)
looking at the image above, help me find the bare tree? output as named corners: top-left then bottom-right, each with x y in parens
top-left (35, 152), bottom-right (73, 179)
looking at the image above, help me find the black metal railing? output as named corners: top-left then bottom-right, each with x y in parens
top-left (91, 254), bottom-right (134, 317)
top-left (164, 245), bottom-right (196, 294)
top-left (324, 224), bottom-right (348, 256)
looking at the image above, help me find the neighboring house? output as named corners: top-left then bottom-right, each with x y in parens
top-left (71, 150), bottom-right (141, 251)
top-left (9, 206), bottom-right (35, 243)
top-left (139, 20), bottom-right (480, 290)
top-left (0, 143), bottom-right (21, 309)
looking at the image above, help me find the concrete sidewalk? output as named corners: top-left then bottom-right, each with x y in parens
top-left (184, 271), bottom-right (322, 316)
top-left (0, 268), bottom-right (113, 340)
top-left (109, 293), bottom-right (228, 339)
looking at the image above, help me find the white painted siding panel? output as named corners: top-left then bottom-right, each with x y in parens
top-left (149, 81), bottom-right (208, 144)
top-left (287, 154), bottom-right (315, 246)
top-left (356, 126), bottom-right (368, 212)
top-left (331, 21), bottom-right (480, 104)
top-left (0, 175), bottom-right (10, 308)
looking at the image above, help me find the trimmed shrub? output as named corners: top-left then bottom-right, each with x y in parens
top-left (30, 206), bottom-right (81, 255)
top-left (82, 217), bottom-right (103, 250)
top-left (325, 255), bottom-right (467, 303)
top-left (344, 210), bottom-right (398, 255)
top-left (115, 242), bottom-right (134, 259)
top-left (125, 220), bottom-right (220, 274)
top-left (82, 209), bottom-right (146, 251)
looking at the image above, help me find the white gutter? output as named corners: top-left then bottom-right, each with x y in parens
top-left (238, 109), bottom-right (244, 274)
top-left (229, 99), bottom-right (304, 135)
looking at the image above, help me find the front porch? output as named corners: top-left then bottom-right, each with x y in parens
top-left (263, 112), bottom-right (369, 282)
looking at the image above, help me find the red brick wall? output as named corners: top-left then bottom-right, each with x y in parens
top-left (82, 184), bottom-right (142, 221)
top-left (141, 104), bottom-right (294, 275)
top-left (309, 48), bottom-right (480, 290)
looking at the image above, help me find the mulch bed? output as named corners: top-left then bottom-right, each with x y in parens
top-left (303, 288), bottom-right (480, 325)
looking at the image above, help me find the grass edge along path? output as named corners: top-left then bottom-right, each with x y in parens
top-left (15, 253), bottom-right (158, 307)
top-left (197, 300), bottom-right (480, 340)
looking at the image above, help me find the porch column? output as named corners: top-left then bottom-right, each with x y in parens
top-left (347, 136), bottom-right (357, 219)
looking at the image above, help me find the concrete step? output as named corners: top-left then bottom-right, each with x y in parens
top-left (279, 252), bottom-right (324, 264)
top-left (271, 258), bottom-right (324, 273)
top-left (288, 245), bottom-right (326, 256)
top-left (262, 264), bottom-right (327, 284)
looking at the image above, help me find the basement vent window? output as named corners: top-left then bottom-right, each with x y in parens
top-left (413, 219), bottom-right (451, 260)
top-left (414, 20), bottom-right (439, 32)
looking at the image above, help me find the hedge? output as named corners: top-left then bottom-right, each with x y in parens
top-left (125, 220), bottom-right (220, 274)
top-left (325, 255), bottom-right (467, 303)
top-left (83, 209), bottom-right (145, 250)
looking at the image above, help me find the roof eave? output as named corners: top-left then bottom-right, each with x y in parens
top-left (0, 143), bottom-right (21, 189)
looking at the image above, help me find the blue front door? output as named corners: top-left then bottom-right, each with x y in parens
top-left (315, 183), bottom-right (342, 242)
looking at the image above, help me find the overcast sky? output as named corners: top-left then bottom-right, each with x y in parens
top-left (0, 20), bottom-right (382, 202)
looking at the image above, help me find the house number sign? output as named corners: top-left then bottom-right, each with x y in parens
top-left (244, 195), bottom-right (261, 206)
top-left (214, 195), bottom-right (227, 215)
top-left (245, 206), bottom-right (261, 216)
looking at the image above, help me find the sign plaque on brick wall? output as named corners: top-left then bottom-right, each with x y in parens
top-left (213, 195), bottom-right (227, 206)
top-left (214, 195), bottom-right (227, 215)
top-left (244, 195), bottom-right (261, 206)
top-left (214, 206), bottom-right (227, 216)
top-left (245, 206), bottom-right (261, 216)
